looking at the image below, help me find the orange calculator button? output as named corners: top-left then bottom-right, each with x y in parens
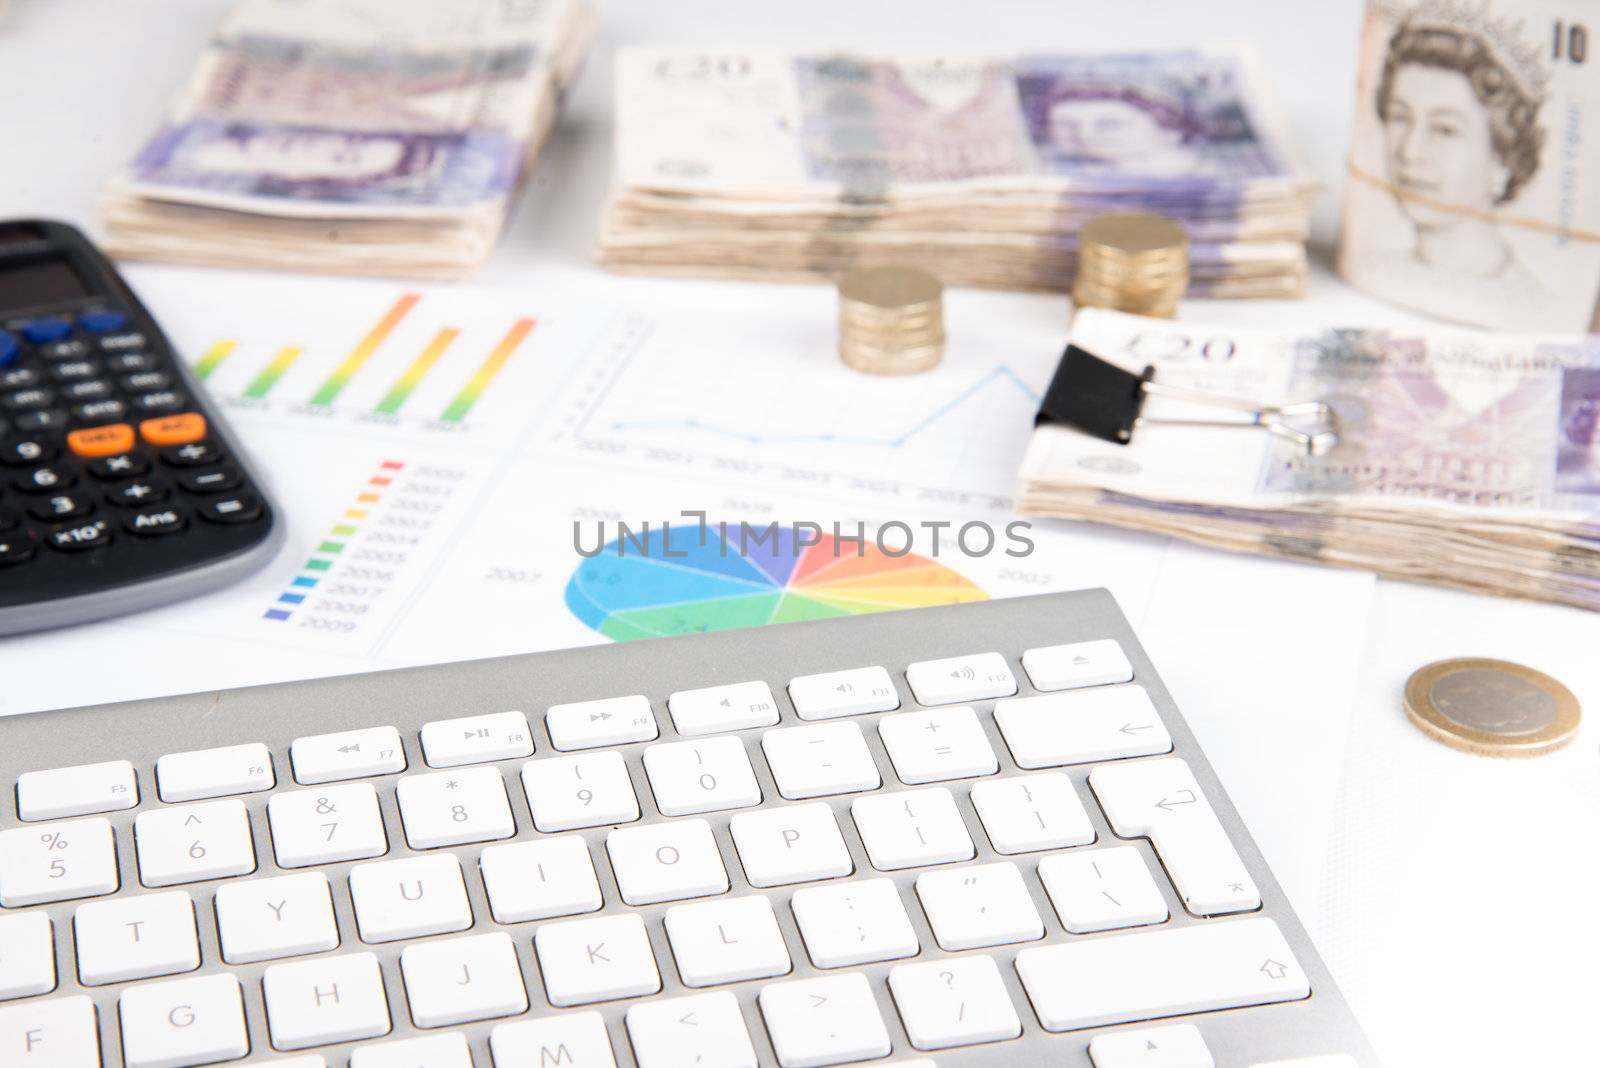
top-left (140, 412), bottom-right (207, 447)
top-left (66, 423), bottom-right (135, 458)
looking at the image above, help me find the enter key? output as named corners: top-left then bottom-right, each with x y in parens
top-left (1090, 757), bottom-right (1261, 916)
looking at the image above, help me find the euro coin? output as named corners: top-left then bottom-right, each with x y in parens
top-left (1403, 658), bottom-right (1579, 757)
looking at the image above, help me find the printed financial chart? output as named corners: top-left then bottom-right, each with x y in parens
top-left (3, 268), bottom-right (1132, 716)
top-left (567, 524), bottom-right (988, 640)
top-left (542, 292), bottom-right (1062, 507)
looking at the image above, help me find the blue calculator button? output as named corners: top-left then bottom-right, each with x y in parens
top-left (0, 331), bottom-right (16, 367)
top-left (78, 309), bottom-right (129, 334)
top-left (21, 318), bottom-right (72, 344)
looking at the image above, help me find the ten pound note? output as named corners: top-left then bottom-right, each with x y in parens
top-left (101, 0), bottom-right (594, 279)
top-left (1339, 0), bottom-right (1600, 330)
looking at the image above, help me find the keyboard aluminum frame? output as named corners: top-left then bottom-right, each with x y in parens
top-left (0, 588), bottom-right (1378, 1066)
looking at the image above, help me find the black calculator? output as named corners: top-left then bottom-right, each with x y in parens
top-left (0, 220), bottom-right (283, 636)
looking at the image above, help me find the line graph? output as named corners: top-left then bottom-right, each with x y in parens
top-left (550, 306), bottom-right (1058, 500)
top-left (609, 365), bottom-right (1041, 449)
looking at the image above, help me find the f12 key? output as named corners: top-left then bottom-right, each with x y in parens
top-left (0, 220), bottom-right (282, 635)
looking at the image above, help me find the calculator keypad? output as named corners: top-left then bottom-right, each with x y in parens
top-left (0, 306), bottom-right (269, 598)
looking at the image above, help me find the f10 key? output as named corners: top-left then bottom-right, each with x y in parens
top-left (0, 220), bottom-right (282, 635)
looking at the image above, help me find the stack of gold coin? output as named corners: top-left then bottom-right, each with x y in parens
top-left (1072, 213), bottom-right (1189, 318)
top-left (837, 265), bottom-right (945, 374)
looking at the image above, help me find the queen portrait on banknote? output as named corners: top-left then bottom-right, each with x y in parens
top-left (1338, 1), bottom-right (1600, 331)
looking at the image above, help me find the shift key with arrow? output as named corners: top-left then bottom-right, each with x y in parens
top-left (994, 685), bottom-right (1172, 768)
top-left (1090, 757), bottom-right (1260, 915)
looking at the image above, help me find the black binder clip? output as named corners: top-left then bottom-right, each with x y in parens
top-left (1036, 343), bottom-right (1340, 457)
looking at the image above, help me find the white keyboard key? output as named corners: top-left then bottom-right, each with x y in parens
top-left (0, 994), bottom-right (98, 1066)
top-left (762, 721), bottom-right (880, 798)
top-left (74, 890), bottom-right (199, 985)
top-left (665, 895), bottom-right (791, 986)
top-left (1091, 758), bottom-right (1260, 916)
top-left (729, 802), bottom-right (853, 887)
top-left (851, 788), bottom-right (974, 870)
top-left (400, 931), bottom-right (528, 1028)
top-left (759, 972), bottom-right (892, 1068)
top-left (118, 973), bottom-right (247, 1068)
top-left (156, 743), bottom-right (274, 802)
top-left (791, 878), bottom-right (918, 968)
top-left (904, 652), bottom-right (1016, 705)
top-left (888, 954), bottom-right (1022, 1050)
top-left (291, 726), bottom-right (406, 784)
top-left (350, 853), bottom-right (472, 943)
top-left (492, 1012), bottom-right (616, 1068)
top-left (0, 817), bottom-right (119, 906)
top-left (1039, 847), bottom-right (1170, 933)
top-left (534, 913), bottom-right (660, 1007)
top-left (522, 752), bottom-right (639, 831)
top-left (1089, 1024), bottom-right (1213, 1067)
top-left (396, 766), bottom-right (515, 849)
top-left (995, 686), bottom-right (1171, 768)
top-left (668, 680), bottom-right (781, 736)
top-left (547, 695), bottom-right (658, 751)
top-left (878, 706), bottom-right (998, 784)
top-left (269, 783), bottom-right (388, 868)
top-left (215, 871), bottom-right (339, 964)
top-left (17, 760), bottom-right (137, 821)
top-left (420, 711), bottom-right (534, 768)
top-left (134, 799), bottom-right (256, 887)
top-left (788, 666), bottom-right (900, 720)
top-left (971, 773), bottom-right (1096, 854)
top-left (644, 737), bottom-right (762, 815)
top-left (1023, 639), bottom-right (1135, 691)
top-left (628, 990), bottom-right (758, 1068)
top-left (915, 861), bottom-right (1043, 950)
top-left (263, 951), bottom-right (391, 1050)
top-left (352, 1033), bottom-right (471, 1068)
top-left (0, 912), bottom-right (55, 1000)
top-left (1015, 918), bottom-right (1310, 1031)
top-left (607, 819), bottom-right (728, 905)
top-left (481, 836), bottom-right (603, 923)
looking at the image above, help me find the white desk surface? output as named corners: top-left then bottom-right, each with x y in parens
top-left (3, 2), bottom-right (1596, 1064)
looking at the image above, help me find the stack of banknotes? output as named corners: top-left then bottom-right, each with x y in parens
top-left (601, 46), bottom-right (1317, 298)
top-left (1018, 309), bottom-right (1600, 610)
top-left (101, 0), bottom-right (594, 279)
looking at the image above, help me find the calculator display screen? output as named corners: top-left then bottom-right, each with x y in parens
top-left (0, 256), bottom-right (90, 308)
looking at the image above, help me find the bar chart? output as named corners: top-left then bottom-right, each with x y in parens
top-left (190, 290), bottom-right (539, 429)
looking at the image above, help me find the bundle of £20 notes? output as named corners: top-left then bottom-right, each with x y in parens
top-left (601, 45), bottom-right (1316, 299)
top-left (1018, 309), bottom-right (1600, 611)
top-left (101, 0), bottom-right (594, 279)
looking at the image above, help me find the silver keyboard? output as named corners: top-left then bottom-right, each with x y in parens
top-left (0, 590), bottom-right (1375, 1067)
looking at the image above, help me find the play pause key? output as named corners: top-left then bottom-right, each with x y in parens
top-left (200, 494), bottom-right (262, 525)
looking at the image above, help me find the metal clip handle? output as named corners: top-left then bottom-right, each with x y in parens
top-left (1135, 380), bottom-right (1340, 457)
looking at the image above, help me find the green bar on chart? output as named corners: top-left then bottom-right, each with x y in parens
top-left (309, 293), bottom-right (420, 407)
top-left (440, 318), bottom-right (535, 422)
top-left (193, 339), bottom-right (237, 381)
top-left (244, 346), bottom-right (304, 400)
top-left (375, 327), bottom-right (459, 415)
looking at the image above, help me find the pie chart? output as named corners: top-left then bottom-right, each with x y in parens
top-left (566, 524), bottom-right (988, 640)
